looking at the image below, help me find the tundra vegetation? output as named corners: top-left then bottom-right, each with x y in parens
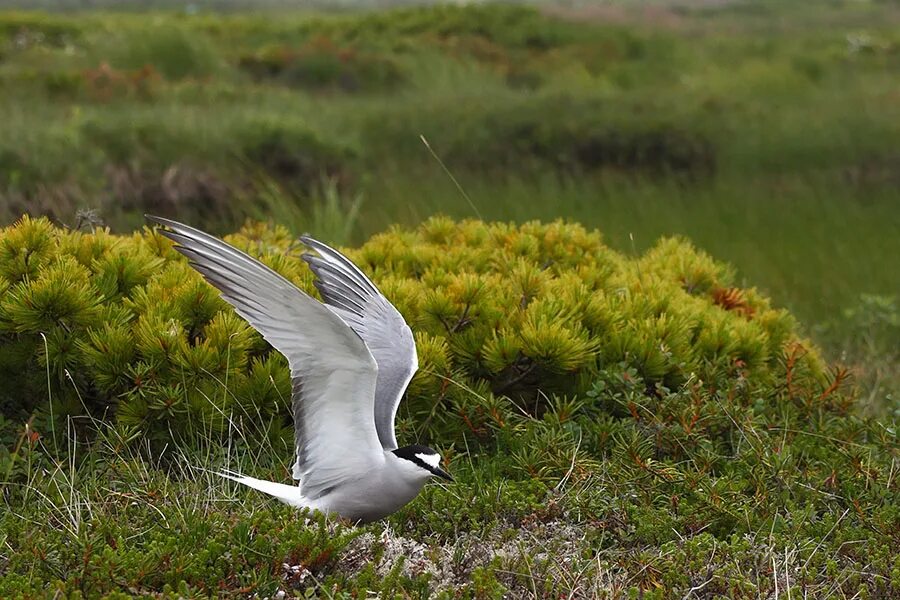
top-left (0, 1), bottom-right (898, 598)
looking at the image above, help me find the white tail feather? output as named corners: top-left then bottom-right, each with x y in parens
top-left (217, 470), bottom-right (309, 508)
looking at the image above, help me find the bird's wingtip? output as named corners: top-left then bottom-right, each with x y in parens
top-left (145, 214), bottom-right (176, 229)
top-left (299, 234), bottom-right (325, 251)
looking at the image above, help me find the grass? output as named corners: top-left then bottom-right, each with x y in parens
top-left (2, 370), bottom-right (898, 597)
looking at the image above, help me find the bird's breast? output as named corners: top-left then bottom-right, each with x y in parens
top-left (315, 459), bottom-right (427, 523)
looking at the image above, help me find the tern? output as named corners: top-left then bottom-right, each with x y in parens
top-left (147, 216), bottom-right (453, 523)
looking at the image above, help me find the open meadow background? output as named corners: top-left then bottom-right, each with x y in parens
top-left (0, 0), bottom-right (898, 597)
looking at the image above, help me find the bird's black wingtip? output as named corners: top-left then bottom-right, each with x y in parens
top-left (299, 234), bottom-right (325, 252)
top-left (145, 214), bottom-right (170, 228)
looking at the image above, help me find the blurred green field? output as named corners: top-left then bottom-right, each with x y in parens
top-left (0, 1), bottom-right (897, 334)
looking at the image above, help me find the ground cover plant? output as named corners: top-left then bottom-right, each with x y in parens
top-left (0, 216), bottom-right (897, 597)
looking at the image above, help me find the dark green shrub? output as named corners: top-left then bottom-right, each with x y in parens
top-left (0, 216), bottom-right (829, 452)
top-left (99, 26), bottom-right (221, 81)
top-left (0, 12), bottom-right (82, 50)
top-left (236, 116), bottom-right (356, 189)
top-left (0, 112), bottom-right (357, 230)
top-left (42, 69), bottom-right (84, 98)
top-left (78, 116), bottom-right (239, 223)
top-left (319, 4), bottom-right (585, 50)
top-left (238, 38), bottom-right (404, 93)
top-left (366, 94), bottom-right (716, 177)
top-left (75, 114), bottom-right (354, 226)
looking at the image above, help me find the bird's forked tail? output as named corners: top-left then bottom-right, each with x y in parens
top-left (217, 469), bottom-right (308, 508)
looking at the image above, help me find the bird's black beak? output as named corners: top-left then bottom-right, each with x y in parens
top-left (432, 466), bottom-right (454, 482)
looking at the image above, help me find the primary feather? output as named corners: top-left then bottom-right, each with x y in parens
top-left (300, 236), bottom-right (418, 451)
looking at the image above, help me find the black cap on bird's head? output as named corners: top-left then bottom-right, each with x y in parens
top-left (392, 444), bottom-right (454, 482)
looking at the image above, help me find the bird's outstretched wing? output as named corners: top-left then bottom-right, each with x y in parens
top-left (148, 217), bottom-right (382, 500)
top-left (300, 236), bottom-right (417, 451)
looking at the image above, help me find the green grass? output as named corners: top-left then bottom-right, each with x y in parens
top-left (2, 370), bottom-right (898, 597)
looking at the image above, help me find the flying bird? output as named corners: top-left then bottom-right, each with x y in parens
top-left (147, 216), bottom-right (452, 523)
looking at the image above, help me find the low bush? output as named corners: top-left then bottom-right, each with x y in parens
top-left (238, 37), bottom-right (404, 93)
top-left (366, 95), bottom-right (716, 178)
top-left (97, 25), bottom-right (222, 81)
top-left (0, 11), bottom-right (83, 50)
top-left (235, 116), bottom-right (356, 187)
top-left (80, 111), bottom-right (354, 190)
top-left (1, 216), bottom-right (829, 453)
top-left (319, 3), bottom-right (587, 51)
top-left (0, 114), bottom-right (356, 229)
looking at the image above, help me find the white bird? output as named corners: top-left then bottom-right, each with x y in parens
top-left (147, 216), bottom-right (453, 524)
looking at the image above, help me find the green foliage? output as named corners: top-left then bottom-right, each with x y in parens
top-left (0, 3), bottom-right (898, 596)
top-left (366, 94), bottom-right (716, 177)
top-left (0, 352), bottom-right (896, 597)
top-left (2, 2), bottom-right (898, 223)
top-left (0, 216), bottom-right (833, 454)
top-left (238, 37), bottom-right (404, 93)
top-left (97, 25), bottom-right (222, 81)
top-left (236, 116), bottom-right (355, 187)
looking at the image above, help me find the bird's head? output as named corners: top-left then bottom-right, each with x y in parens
top-left (392, 444), bottom-right (454, 482)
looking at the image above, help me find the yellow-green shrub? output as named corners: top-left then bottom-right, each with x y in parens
top-left (0, 215), bottom-right (830, 449)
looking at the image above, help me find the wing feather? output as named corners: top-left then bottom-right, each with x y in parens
top-left (147, 216), bottom-right (383, 500)
top-left (300, 236), bottom-right (417, 451)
